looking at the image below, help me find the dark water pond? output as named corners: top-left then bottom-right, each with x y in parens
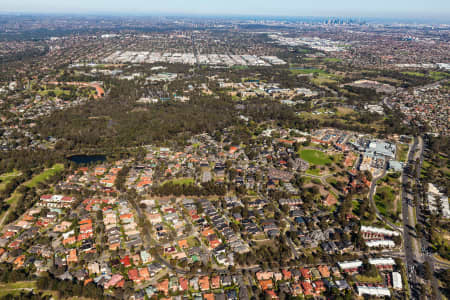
top-left (67, 155), bottom-right (106, 165)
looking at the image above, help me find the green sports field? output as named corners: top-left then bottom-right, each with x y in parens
top-left (299, 149), bottom-right (332, 165)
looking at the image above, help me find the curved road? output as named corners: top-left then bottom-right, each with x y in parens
top-left (367, 161), bottom-right (402, 231)
top-left (302, 173), bottom-right (343, 197)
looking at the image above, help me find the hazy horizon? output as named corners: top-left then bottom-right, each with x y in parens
top-left (1, 0), bottom-right (449, 21)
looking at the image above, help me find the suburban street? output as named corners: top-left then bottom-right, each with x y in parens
top-left (401, 137), bottom-right (421, 298)
top-left (401, 136), bottom-right (442, 300)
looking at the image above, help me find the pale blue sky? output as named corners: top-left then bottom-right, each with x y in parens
top-left (1, 0), bottom-right (449, 18)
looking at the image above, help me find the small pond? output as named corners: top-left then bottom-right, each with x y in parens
top-left (67, 155), bottom-right (106, 165)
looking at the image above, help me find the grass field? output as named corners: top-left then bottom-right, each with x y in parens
top-left (0, 170), bottom-right (21, 192)
top-left (402, 71), bottom-right (449, 81)
top-left (422, 160), bottom-right (432, 169)
top-left (6, 192), bottom-right (22, 205)
top-left (326, 177), bottom-right (337, 185)
top-left (38, 88), bottom-right (70, 97)
top-left (402, 71), bottom-right (426, 77)
top-left (291, 71), bottom-right (342, 86)
top-left (290, 68), bottom-right (327, 75)
top-left (0, 281), bottom-right (37, 297)
top-left (429, 71), bottom-right (450, 80)
top-left (374, 185), bottom-right (397, 220)
top-left (306, 168), bottom-right (321, 176)
top-left (24, 163), bottom-right (64, 188)
top-left (396, 143), bottom-right (410, 162)
top-left (420, 156), bottom-right (450, 183)
top-left (0, 281), bottom-right (59, 299)
top-left (0, 170), bottom-right (21, 181)
top-left (352, 199), bottom-right (361, 215)
top-left (374, 76), bottom-right (403, 85)
top-left (311, 75), bottom-right (338, 85)
top-left (247, 190), bottom-right (257, 196)
top-left (299, 149), bottom-right (333, 165)
top-left (164, 177), bottom-right (194, 185)
top-left (299, 103), bottom-right (385, 133)
top-left (323, 58), bottom-right (342, 63)
top-left (311, 178), bottom-right (322, 185)
top-left (355, 274), bottom-right (383, 284)
top-left (420, 160), bottom-right (432, 179)
top-left (0, 164), bottom-right (64, 229)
